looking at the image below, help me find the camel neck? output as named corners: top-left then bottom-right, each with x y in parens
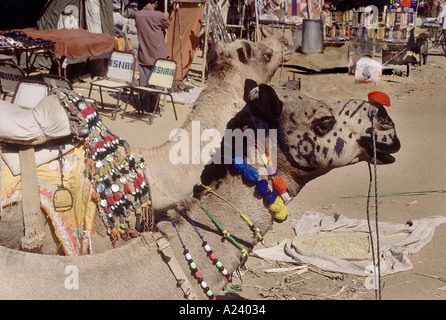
top-left (154, 161), bottom-right (276, 296)
top-left (193, 195), bottom-right (252, 256)
top-left (139, 88), bottom-right (242, 212)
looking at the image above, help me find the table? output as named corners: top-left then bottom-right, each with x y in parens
top-left (0, 43), bottom-right (55, 77)
top-left (259, 18), bottom-right (303, 36)
top-left (258, 18), bottom-right (304, 51)
top-left (18, 28), bottom-right (117, 77)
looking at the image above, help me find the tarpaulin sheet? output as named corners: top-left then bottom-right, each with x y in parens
top-left (166, 3), bottom-right (203, 81)
top-left (19, 28), bottom-right (117, 59)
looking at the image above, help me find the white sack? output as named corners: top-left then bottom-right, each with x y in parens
top-left (0, 95), bottom-right (71, 145)
top-left (32, 95), bottom-right (71, 141)
top-left (354, 56), bottom-right (382, 83)
top-left (0, 100), bottom-right (44, 143)
top-left (0, 94), bottom-right (74, 175)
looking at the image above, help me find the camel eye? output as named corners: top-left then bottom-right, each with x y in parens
top-left (264, 52), bottom-right (272, 62)
top-left (311, 116), bottom-right (336, 136)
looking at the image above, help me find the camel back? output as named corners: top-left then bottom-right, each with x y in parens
top-left (0, 89), bottom-right (154, 254)
top-left (0, 94), bottom-right (90, 175)
top-left (0, 92), bottom-right (90, 251)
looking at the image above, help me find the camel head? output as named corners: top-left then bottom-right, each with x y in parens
top-left (213, 35), bottom-right (293, 84)
top-left (215, 81), bottom-right (400, 194)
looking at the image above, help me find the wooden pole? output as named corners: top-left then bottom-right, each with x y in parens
top-left (201, 2), bottom-right (211, 86)
top-left (306, 0), bottom-right (313, 19)
top-left (19, 147), bottom-right (45, 250)
top-left (240, 4), bottom-right (245, 39)
top-left (254, 0), bottom-right (260, 41)
top-left (164, 0), bottom-right (168, 42)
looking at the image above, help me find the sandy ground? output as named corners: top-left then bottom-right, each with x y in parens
top-left (78, 36), bottom-right (446, 300)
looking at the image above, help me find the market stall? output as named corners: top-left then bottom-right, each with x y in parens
top-left (324, 0), bottom-right (421, 42)
top-left (0, 31), bottom-right (55, 77)
top-left (1, 28), bottom-right (117, 77)
top-left (319, 0), bottom-right (426, 76)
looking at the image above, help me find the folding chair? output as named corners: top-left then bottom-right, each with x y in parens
top-left (0, 61), bottom-right (26, 100)
top-left (122, 58), bottom-right (178, 124)
top-left (41, 73), bottom-right (74, 90)
top-left (42, 73), bottom-right (98, 109)
top-left (12, 79), bottom-right (51, 109)
top-left (88, 51), bottom-right (135, 120)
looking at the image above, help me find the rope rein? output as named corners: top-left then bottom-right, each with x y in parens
top-left (199, 184), bottom-right (264, 243)
top-left (368, 110), bottom-right (382, 300)
top-left (193, 197), bottom-right (249, 259)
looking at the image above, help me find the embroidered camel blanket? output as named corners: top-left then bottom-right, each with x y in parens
top-left (1, 145), bottom-right (96, 256)
top-left (253, 211), bottom-right (446, 276)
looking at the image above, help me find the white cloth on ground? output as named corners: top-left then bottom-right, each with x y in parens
top-left (253, 211), bottom-right (446, 276)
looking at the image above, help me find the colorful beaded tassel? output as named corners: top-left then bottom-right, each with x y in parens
top-left (172, 220), bottom-right (216, 300)
top-left (242, 126), bottom-right (292, 204)
top-left (187, 217), bottom-right (232, 283)
top-left (232, 157), bottom-right (288, 221)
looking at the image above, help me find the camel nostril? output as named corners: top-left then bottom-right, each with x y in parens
top-left (375, 121), bottom-right (394, 131)
top-left (375, 111), bottom-right (395, 129)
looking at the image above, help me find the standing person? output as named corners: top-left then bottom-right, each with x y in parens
top-left (135, 0), bottom-right (170, 112)
top-left (320, 4), bottom-right (331, 39)
top-left (437, 2), bottom-right (446, 57)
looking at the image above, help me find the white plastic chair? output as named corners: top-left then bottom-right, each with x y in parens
top-left (88, 51), bottom-right (135, 120)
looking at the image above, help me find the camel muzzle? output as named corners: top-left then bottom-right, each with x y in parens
top-left (281, 39), bottom-right (294, 62)
top-left (361, 104), bottom-right (400, 164)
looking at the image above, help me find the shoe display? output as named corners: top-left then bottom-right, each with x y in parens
top-left (0, 31), bottom-right (54, 49)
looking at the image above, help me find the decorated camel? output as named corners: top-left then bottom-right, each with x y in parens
top-left (0, 82), bottom-right (400, 299)
top-left (139, 34), bottom-right (293, 212)
top-left (0, 35), bottom-right (292, 255)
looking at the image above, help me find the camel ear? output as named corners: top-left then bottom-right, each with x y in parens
top-left (244, 79), bottom-right (258, 102)
top-left (251, 84), bottom-right (283, 123)
top-left (236, 41), bottom-right (252, 64)
top-left (215, 40), bottom-right (225, 55)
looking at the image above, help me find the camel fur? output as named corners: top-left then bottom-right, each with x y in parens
top-left (0, 83), bottom-right (400, 299)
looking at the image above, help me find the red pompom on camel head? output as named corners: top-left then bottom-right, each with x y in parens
top-left (368, 91), bottom-right (391, 119)
top-left (368, 91), bottom-right (391, 107)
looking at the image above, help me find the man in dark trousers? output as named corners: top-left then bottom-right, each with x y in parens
top-left (135, 0), bottom-right (170, 112)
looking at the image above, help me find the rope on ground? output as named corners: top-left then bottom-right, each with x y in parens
top-left (342, 189), bottom-right (446, 198)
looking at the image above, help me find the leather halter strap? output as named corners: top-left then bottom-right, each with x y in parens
top-left (152, 231), bottom-right (199, 300)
